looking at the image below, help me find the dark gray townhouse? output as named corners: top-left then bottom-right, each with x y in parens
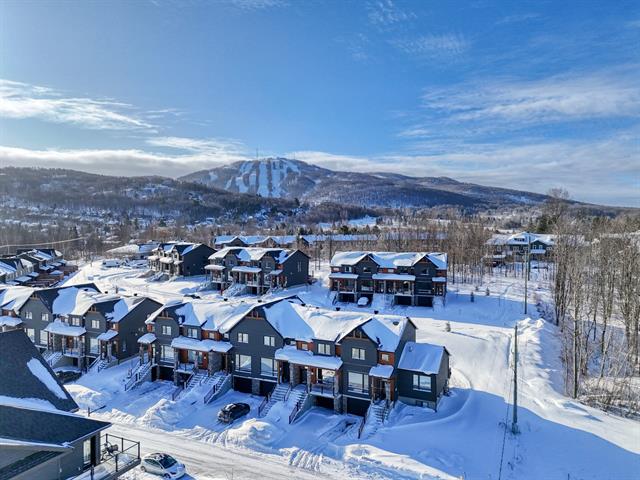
top-left (139, 296), bottom-right (450, 418)
top-left (0, 329), bottom-right (140, 480)
top-left (329, 251), bottom-right (448, 307)
top-left (148, 242), bottom-right (216, 277)
top-left (206, 247), bottom-right (310, 295)
top-left (0, 286), bottom-right (33, 332)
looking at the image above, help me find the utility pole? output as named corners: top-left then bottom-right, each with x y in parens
top-left (524, 241), bottom-right (529, 315)
top-left (512, 323), bottom-right (519, 434)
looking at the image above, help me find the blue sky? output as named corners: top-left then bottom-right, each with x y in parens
top-left (0, 0), bottom-right (638, 206)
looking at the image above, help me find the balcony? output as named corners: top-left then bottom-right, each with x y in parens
top-left (310, 382), bottom-right (336, 398)
top-left (76, 434), bottom-right (141, 480)
top-left (62, 347), bottom-right (83, 357)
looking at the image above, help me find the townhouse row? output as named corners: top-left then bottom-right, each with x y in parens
top-left (0, 248), bottom-right (76, 286)
top-left (140, 296), bottom-right (451, 415)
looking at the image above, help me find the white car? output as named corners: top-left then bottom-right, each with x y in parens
top-left (140, 453), bottom-right (186, 479)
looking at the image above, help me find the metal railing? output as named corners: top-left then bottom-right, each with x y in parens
top-left (289, 398), bottom-right (302, 424)
top-left (357, 406), bottom-right (370, 439)
top-left (88, 433), bottom-right (141, 480)
top-left (283, 384), bottom-right (293, 401)
top-left (258, 391), bottom-right (271, 416)
top-left (310, 382), bottom-right (335, 396)
top-left (171, 385), bottom-right (184, 401)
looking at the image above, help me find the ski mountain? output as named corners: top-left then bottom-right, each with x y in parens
top-left (180, 158), bottom-right (551, 209)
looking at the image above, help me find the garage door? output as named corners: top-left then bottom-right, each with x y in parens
top-left (233, 376), bottom-right (252, 393)
top-left (346, 397), bottom-right (370, 416)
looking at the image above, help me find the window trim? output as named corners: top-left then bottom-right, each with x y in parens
top-left (351, 347), bottom-right (366, 361)
top-left (235, 353), bottom-right (252, 372)
top-left (412, 374), bottom-right (432, 392)
top-left (263, 335), bottom-right (275, 347)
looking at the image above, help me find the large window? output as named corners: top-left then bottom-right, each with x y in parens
top-left (41, 313), bottom-right (49, 322)
top-left (89, 338), bottom-right (99, 354)
top-left (71, 317), bottom-right (81, 326)
top-left (91, 319), bottom-right (100, 329)
top-left (39, 331), bottom-right (48, 346)
top-left (26, 328), bottom-right (35, 342)
top-left (237, 332), bottom-right (249, 343)
top-left (260, 357), bottom-right (275, 377)
top-left (83, 439), bottom-right (92, 466)
top-left (263, 335), bottom-right (275, 347)
top-left (160, 345), bottom-right (174, 361)
top-left (347, 372), bottom-right (369, 393)
top-left (351, 347), bottom-right (366, 361)
top-left (413, 374), bottom-right (432, 392)
top-left (317, 343), bottom-right (330, 355)
top-left (161, 325), bottom-right (172, 336)
top-left (235, 354), bottom-right (251, 372)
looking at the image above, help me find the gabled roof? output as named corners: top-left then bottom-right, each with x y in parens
top-left (30, 283), bottom-right (99, 311)
top-left (330, 251), bottom-right (448, 270)
top-left (262, 300), bottom-right (411, 351)
top-left (398, 342), bottom-right (450, 375)
top-left (209, 246), bottom-right (294, 263)
top-left (0, 330), bottom-right (78, 412)
top-left (0, 286), bottom-right (35, 313)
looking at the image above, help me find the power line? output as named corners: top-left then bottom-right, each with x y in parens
top-left (0, 236), bottom-right (86, 249)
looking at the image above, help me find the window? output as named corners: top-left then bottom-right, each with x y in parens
top-left (317, 343), bottom-right (330, 355)
top-left (344, 266), bottom-right (353, 273)
top-left (91, 319), bottom-right (100, 329)
top-left (261, 357), bottom-right (275, 377)
top-left (235, 354), bottom-right (251, 372)
top-left (351, 347), bottom-right (366, 361)
top-left (26, 328), bottom-right (35, 342)
top-left (300, 343), bottom-right (308, 351)
top-left (363, 266), bottom-right (371, 273)
top-left (380, 353), bottom-right (390, 362)
top-left (161, 325), bottom-right (172, 336)
top-left (413, 374), bottom-right (432, 392)
top-left (237, 332), bottom-right (249, 343)
top-left (25, 311), bottom-right (33, 320)
top-left (160, 345), bottom-right (174, 361)
top-left (89, 338), bottom-right (99, 354)
top-left (71, 317), bottom-right (81, 326)
top-left (263, 335), bottom-right (275, 347)
top-left (39, 331), bottom-right (48, 346)
top-left (347, 372), bottom-right (369, 393)
top-left (83, 439), bottom-right (92, 466)
top-left (41, 312), bottom-right (49, 322)
top-left (186, 328), bottom-right (198, 339)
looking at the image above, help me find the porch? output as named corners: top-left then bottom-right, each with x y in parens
top-left (275, 346), bottom-right (342, 397)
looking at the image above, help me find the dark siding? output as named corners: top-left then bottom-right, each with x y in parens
top-left (19, 297), bottom-right (51, 349)
top-left (281, 250), bottom-right (309, 288)
top-left (117, 298), bottom-right (161, 359)
top-left (340, 332), bottom-right (377, 400)
top-left (182, 245), bottom-right (216, 276)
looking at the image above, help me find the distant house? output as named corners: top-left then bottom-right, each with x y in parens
top-left (0, 248), bottom-right (75, 287)
top-left (485, 232), bottom-right (555, 265)
top-left (0, 285), bottom-right (33, 332)
top-left (147, 242), bottom-right (215, 277)
top-left (329, 251), bottom-right (448, 307)
top-left (0, 329), bottom-right (140, 480)
top-left (206, 247), bottom-right (310, 295)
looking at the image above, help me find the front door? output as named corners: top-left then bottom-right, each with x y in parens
top-left (300, 366), bottom-right (308, 385)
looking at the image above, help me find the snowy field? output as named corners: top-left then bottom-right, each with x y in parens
top-left (64, 263), bottom-right (640, 479)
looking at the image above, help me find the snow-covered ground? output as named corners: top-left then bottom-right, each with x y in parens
top-left (65, 263), bottom-right (640, 479)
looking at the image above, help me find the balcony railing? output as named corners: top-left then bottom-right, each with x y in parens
top-left (310, 382), bottom-right (336, 397)
top-left (62, 347), bottom-right (83, 357)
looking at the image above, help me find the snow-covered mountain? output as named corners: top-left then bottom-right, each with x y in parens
top-left (180, 158), bottom-right (551, 209)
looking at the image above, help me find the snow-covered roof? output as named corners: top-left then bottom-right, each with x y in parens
top-left (330, 251), bottom-right (448, 270)
top-left (487, 232), bottom-right (555, 247)
top-left (51, 287), bottom-right (116, 317)
top-left (275, 346), bottom-right (343, 370)
top-left (328, 272), bottom-right (359, 280)
top-left (205, 264), bottom-right (226, 271)
top-left (369, 364), bottom-right (394, 379)
top-left (137, 332), bottom-right (157, 344)
top-left (214, 235), bottom-right (297, 246)
top-left (210, 246), bottom-right (291, 263)
top-left (263, 300), bottom-right (410, 351)
top-left (232, 266), bottom-right (262, 273)
top-left (104, 296), bottom-right (146, 323)
top-left (0, 315), bottom-right (22, 327)
top-left (170, 336), bottom-right (233, 353)
top-left (0, 286), bottom-right (34, 313)
top-left (96, 329), bottom-right (118, 341)
top-left (398, 342), bottom-right (448, 375)
top-left (372, 273), bottom-right (416, 281)
top-left (44, 321), bottom-right (86, 337)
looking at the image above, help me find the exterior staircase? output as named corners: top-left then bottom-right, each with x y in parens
top-left (123, 360), bottom-right (152, 391)
top-left (203, 372), bottom-right (232, 404)
top-left (43, 351), bottom-right (63, 368)
top-left (260, 383), bottom-right (310, 423)
top-left (223, 282), bottom-right (247, 297)
top-left (359, 401), bottom-right (390, 438)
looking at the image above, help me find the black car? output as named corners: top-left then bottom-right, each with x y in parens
top-left (55, 369), bottom-right (82, 384)
top-left (218, 403), bottom-right (250, 423)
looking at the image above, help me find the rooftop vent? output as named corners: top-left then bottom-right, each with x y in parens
top-left (393, 320), bottom-right (399, 326)
top-left (335, 307), bottom-right (341, 311)
top-left (223, 298), bottom-right (228, 302)
top-left (374, 310), bottom-right (379, 315)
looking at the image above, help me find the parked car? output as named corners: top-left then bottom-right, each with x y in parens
top-left (140, 453), bottom-right (186, 479)
top-left (55, 369), bottom-right (82, 384)
top-left (218, 402), bottom-right (250, 423)
top-left (357, 296), bottom-right (370, 307)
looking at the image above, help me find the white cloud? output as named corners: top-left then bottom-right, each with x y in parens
top-left (392, 33), bottom-right (469, 59)
top-left (367, 0), bottom-right (414, 27)
top-left (0, 79), bottom-right (154, 130)
top-left (146, 136), bottom-right (248, 159)
top-left (419, 69), bottom-right (640, 125)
